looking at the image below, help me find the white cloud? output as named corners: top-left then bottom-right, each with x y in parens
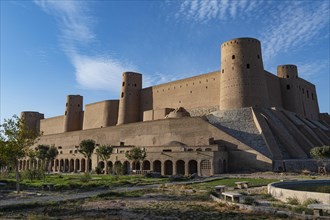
top-left (297, 60), bottom-right (330, 80)
top-left (72, 54), bottom-right (137, 93)
top-left (34, 0), bottom-right (94, 44)
top-left (176, 0), bottom-right (265, 22)
top-left (176, 0), bottom-right (329, 66)
top-left (34, 0), bottom-right (134, 92)
top-left (261, 1), bottom-right (330, 61)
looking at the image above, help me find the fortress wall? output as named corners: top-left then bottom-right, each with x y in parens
top-left (83, 100), bottom-right (119, 130)
top-left (297, 79), bottom-right (319, 120)
top-left (40, 116), bottom-right (64, 135)
top-left (264, 71), bottom-right (283, 108)
top-left (277, 65), bottom-right (319, 120)
top-left (140, 71), bottom-right (220, 119)
top-left (35, 117), bottom-right (272, 172)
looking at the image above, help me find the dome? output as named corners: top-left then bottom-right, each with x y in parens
top-left (165, 107), bottom-right (191, 118)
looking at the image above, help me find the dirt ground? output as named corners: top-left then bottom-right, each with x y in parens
top-left (1, 190), bottom-right (282, 220)
top-left (0, 172), bottom-right (328, 219)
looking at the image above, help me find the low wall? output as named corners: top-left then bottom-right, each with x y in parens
top-left (273, 159), bottom-right (330, 172)
top-left (268, 180), bottom-right (330, 204)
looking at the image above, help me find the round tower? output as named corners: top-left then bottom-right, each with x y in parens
top-left (20, 111), bottom-right (44, 133)
top-left (117, 72), bottom-right (142, 125)
top-left (220, 37), bottom-right (270, 110)
top-left (63, 95), bottom-right (83, 132)
top-left (277, 64), bottom-right (298, 79)
top-left (277, 65), bottom-right (302, 116)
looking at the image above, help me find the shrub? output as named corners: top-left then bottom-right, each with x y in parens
top-left (95, 166), bottom-right (102, 175)
top-left (302, 198), bottom-right (319, 206)
top-left (286, 196), bottom-right (300, 205)
top-left (114, 163), bottom-right (122, 175)
top-left (310, 146), bottom-right (330, 159)
top-left (22, 169), bottom-right (44, 181)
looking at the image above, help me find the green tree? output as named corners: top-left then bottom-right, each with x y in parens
top-left (36, 145), bottom-right (50, 172)
top-left (0, 115), bottom-right (40, 193)
top-left (78, 139), bottom-right (96, 173)
top-left (310, 146), bottom-right (330, 159)
top-left (26, 149), bottom-right (37, 170)
top-left (310, 146), bottom-right (330, 174)
top-left (95, 145), bottom-right (113, 175)
top-left (125, 146), bottom-right (146, 172)
top-left (46, 145), bottom-right (58, 173)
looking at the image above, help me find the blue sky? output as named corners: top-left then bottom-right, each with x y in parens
top-left (1, 0), bottom-right (329, 122)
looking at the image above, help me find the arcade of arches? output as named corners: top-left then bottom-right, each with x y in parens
top-left (19, 158), bottom-right (228, 176)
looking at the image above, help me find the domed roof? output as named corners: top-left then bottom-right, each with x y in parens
top-left (165, 107), bottom-right (191, 118)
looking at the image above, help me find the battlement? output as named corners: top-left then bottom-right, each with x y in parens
top-left (221, 37), bottom-right (260, 48)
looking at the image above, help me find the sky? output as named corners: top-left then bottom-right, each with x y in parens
top-left (1, 0), bottom-right (329, 122)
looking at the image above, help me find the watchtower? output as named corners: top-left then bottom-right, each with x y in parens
top-left (63, 95), bottom-right (83, 132)
top-left (220, 38), bottom-right (270, 110)
top-left (117, 72), bottom-right (142, 125)
top-left (277, 64), bottom-right (298, 79)
top-left (20, 111), bottom-right (44, 133)
top-left (277, 65), bottom-right (303, 116)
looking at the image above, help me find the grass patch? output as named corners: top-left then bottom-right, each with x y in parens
top-left (0, 173), bottom-right (169, 191)
top-left (189, 178), bottom-right (277, 190)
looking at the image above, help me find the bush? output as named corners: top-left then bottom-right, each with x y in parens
top-left (22, 169), bottom-right (44, 181)
top-left (302, 198), bottom-right (319, 206)
top-left (114, 163), bottom-right (122, 175)
top-left (286, 197), bottom-right (300, 205)
top-left (95, 166), bottom-right (102, 175)
top-left (310, 146), bottom-right (330, 159)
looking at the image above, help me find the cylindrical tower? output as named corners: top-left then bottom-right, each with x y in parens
top-left (277, 64), bottom-right (298, 79)
top-left (220, 37), bottom-right (270, 110)
top-left (117, 72), bottom-right (142, 125)
top-left (277, 65), bottom-right (303, 116)
top-left (63, 95), bottom-right (83, 132)
top-left (20, 111), bottom-right (44, 133)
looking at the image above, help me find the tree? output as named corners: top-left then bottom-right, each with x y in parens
top-left (125, 146), bottom-right (146, 173)
top-left (46, 145), bottom-right (58, 173)
top-left (26, 149), bottom-right (37, 170)
top-left (36, 144), bottom-right (58, 174)
top-left (0, 115), bottom-right (40, 193)
top-left (310, 146), bottom-right (330, 175)
top-left (310, 146), bottom-right (330, 159)
top-left (78, 139), bottom-right (96, 173)
top-left (95, 145), bottom-right (113, 175)
top-left (36, 145), bottom-right (50, 172)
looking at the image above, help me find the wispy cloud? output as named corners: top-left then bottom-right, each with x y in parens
top-left (261, 1), bottom-right (330, 61)
top-left (72, 54), bottom-right (137, 93)
top-left (175, 0), bottom-right (329, 63)
top-left (34, 0), bottom-right (134, 92)
top-left (176, 0), bottom-right (266, 22)
top-left (297, 60), bottom-right (330, 80)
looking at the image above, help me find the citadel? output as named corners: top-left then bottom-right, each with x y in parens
top-left (20, 37), bottom-right (330, 176)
